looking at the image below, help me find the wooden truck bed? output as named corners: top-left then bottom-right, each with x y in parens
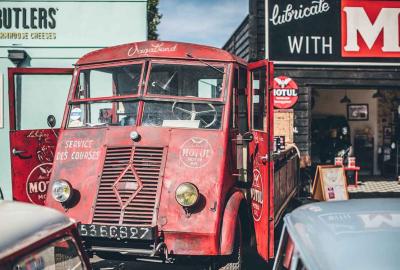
top-left (273, 147), bottom-right (300, 226)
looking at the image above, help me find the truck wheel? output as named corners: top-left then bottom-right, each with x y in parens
top-left (216, 219), bottom-right (243, 270)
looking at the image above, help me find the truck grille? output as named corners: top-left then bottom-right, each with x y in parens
top-left (93, 146), bottom-right (165, 226)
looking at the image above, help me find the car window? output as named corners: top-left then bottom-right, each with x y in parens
top-left (274, 228), bottom-right (302, 270)
top-left (13, 236), bottom-right (86, 270)
top-left (296, 259), bottom-right (308, 270)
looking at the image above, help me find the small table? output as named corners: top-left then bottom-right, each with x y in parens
top-left (344, 166), bottom-right (360, 187)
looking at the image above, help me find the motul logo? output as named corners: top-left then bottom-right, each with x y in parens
top-left (342, 0), bottom-right (400, 57)
top-left (28, 180), bottom-right (48, 194)
top-left (273, 89), bottom-right (298, 97)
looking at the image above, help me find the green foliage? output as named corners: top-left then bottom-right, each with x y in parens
top-left (148, 0), bottom-right (162, 40)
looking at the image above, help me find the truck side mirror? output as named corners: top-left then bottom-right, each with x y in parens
top-left (47, 115), bottom-right (56, 128)
top-left (0, 187), bottom-right (4, 200)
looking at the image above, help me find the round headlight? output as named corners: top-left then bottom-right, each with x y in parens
top-left (51, 180), bottom-right (72, 203)
top-left (175, 183), bottom-right (199, 207)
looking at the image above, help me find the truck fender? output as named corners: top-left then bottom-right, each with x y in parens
top-left (220, 190), bottom-right (245, 255)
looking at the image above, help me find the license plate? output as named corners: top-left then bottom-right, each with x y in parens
top-left (78, 224), bottom-right (155, 240)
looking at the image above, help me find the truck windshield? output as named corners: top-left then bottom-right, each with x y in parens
top-left (68, 101), bottom-right (139, 127)
top-left (143, 62), bottom-right (225, 129)
top-left (67, 61), bottom-right (226, 129)
top-left (142, 101), bottom-right (223, 129)
top-left (147, 63), bottom-right (224, 98)
top-left (76, 63), bottom-right (143, 99)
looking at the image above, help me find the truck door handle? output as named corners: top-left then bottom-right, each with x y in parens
top-left (12, 148), bottom-right (32, 159)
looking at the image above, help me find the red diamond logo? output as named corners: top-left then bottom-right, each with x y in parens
top-left (112, 162), bottom-right (143, 210)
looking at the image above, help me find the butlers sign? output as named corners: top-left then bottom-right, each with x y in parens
top-left (0, 2), bottom-right (146, 47)
top-left (267, 0), bottom-right (400, 65)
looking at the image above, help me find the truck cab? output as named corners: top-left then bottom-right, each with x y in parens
top-left (13, 41), bottom-right (299, 267)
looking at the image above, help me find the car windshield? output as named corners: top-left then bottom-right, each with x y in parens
top-left (147, 63), bottom-right (225, 98)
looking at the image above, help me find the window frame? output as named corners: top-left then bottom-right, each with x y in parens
top-left (66, 60), bottom-right (231, 130)
top-left (70, 60), bottom-right (146, 103)
top-left (250, 67), bottom-right (267, 132)
top-left (144, 59), bottom-right (228, 103)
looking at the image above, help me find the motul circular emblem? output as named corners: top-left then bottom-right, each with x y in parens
top-left (273, 76), bottom-right (299, 109)
top-left (251, 169), bottom-right (263, 222)
top-left (26, 163), bottom-right (52, 205)
top-left (180, 137), bottom-right (213, 168)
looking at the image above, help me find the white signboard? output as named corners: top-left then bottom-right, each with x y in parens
top-left (0, 1), bottom-right (147, 47)
top-left (0, 74), bottom-right (2, 128)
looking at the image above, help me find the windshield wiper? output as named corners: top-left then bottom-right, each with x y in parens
top-left (186, 53), bottom-right (225, 74)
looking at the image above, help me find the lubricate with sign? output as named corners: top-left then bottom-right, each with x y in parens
top-left (268, 0), bottom-right (400, 64)
top-left (273, 76), bottom-right (299, 109)
top-left (251, 169), bottom-right (264, 221)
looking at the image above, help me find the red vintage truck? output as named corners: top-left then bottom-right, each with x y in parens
top-left (9, 41), bottom-right (299, 268)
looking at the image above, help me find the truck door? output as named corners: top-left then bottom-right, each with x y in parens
top-left (247, 60), bottom-right (274, 260)
top-left (8, 68), bottom-right (73, 205)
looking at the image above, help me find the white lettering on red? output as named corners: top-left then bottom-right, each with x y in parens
top-left (344, 7), bottom-right (400, 52)
top-left (128, 42), bottom-right (177, 57)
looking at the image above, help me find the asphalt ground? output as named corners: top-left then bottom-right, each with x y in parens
top-left (90, 255), bottom-right (271, 270)
top-left (91, 256), bottom-right (196, 270)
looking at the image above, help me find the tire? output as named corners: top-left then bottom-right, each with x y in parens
top-left (215, 219), bottom-right (243, 270)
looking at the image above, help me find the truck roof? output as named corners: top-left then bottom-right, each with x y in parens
top-left (76, 40), bottom-right (247, 66)
top-left (0, 201), bottom-right (74, 259)
top-left (284, 198), bottom-right (400, 270)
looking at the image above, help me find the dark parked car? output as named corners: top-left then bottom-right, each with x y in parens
top-left (273, 199), bottom-right (400, 270)
top-left (0, 201), bottom-right (91, 269)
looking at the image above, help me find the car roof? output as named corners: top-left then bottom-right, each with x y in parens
top-left (0, 201), bottom-right (75, 259)
top-left (76, 40), bottom-right (247, 66)
top-left (284, 198), bottom-right (400, 270)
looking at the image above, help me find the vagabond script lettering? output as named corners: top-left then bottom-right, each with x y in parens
top-left (128, 42), bottom-right (177, 56)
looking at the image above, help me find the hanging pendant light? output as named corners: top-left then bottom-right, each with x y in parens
top-left (340, 90), bottom-right (352, 103)
top-left (372, 89), bottom-right (383, 98)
